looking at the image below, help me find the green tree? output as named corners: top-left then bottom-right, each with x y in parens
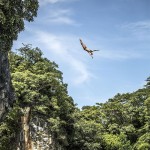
top-left (0, 45), bottom-right (76, 149)
top-left (0, 0), bottom-right (39, 50)
top-left (0, 0), bottom-right (39, 121)
top-left (70, 106), bottom-right (104, 150)
top-left (134, 133), bottom-right (150, 150)
top-left (71, 80), bottom-right (150, 150)
top-left (145, 77), bottom-right (150, 89)
top-left (102, 133), bottom-right (131, 150)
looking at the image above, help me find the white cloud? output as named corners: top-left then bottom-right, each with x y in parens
top-left (13, 30), bottom-right (91, 85)
top-left (46, 9), bottom-right (77, 25)
top-left (33, 31), bottom-right (92, 85)
top-left (122, 20), bottom-right (150, 31)
top-left (39, 0), bottom-right (66, 5)
top-left (48, 9), bottom-right (71, 18)
top-left (50, 16), bottom-right (75, 24)
top-left (120, 20), bottom-right (150, 39)
top-left (39, 0), bottom-right (77, 5)
top-left (99, 49), bottom-right (142, 60)
top-left (37, 8), bottom-right (79, 26)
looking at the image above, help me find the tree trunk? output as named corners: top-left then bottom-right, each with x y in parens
top-left (0, 50), bottom-right (15, 122)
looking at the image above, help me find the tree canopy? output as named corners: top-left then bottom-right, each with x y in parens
top-left (0, 0), bottom-right (39, 50)
top-left (0, 0), bottom-right (39, 123)
top-left (70, 80), bottom-right (150, 150)
top-left (0, 45), bottom-right (76, 149)
top-left (0, 45), bottom-right (150, 149)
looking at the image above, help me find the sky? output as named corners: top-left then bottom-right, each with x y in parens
top-left (13, 0), bottom-right (150, 107)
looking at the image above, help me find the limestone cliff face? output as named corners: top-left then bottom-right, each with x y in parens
top-left (17, 108), bottom-right (59, 150)
top-left (0, 51), bottom-right (15, 122)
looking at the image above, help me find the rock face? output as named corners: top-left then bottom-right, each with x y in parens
top-left (0, 51), bottom-right (14, 122)
top-left (17, 108), bottom-right (59, 150)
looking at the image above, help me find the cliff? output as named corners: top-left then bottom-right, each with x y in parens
top-left (0, 50), bottom-right (15, 122)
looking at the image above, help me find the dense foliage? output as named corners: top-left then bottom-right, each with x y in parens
top-left (0, 0), bottom-right (39, 124)
top-left (71, 83), bottom-right (150, 150)
top-left (0, 0), bottom-right (38, 50)
top-left (0, 45), bottom-right (149, 150)
top-left (0, 45), bottom-right (76, 149)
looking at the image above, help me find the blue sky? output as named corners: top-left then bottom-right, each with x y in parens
top-left (13, 0), bottom-right (150, 107)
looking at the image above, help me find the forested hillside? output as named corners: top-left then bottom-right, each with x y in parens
top-left (0, 45), bottom-right (149, 150)
top-left (0, 45), bottom-right (76, 150)
top-left (0, 0), bottom-right (39, 122)
top-left (71, 85), bottom-right (150, 150)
